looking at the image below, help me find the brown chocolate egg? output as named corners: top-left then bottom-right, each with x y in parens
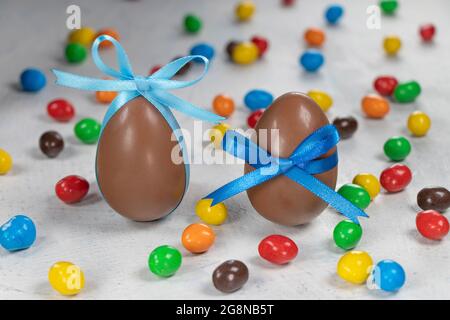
top-left (96, 97), bottom-right (186, 221)
top-left (244, 92), bottom-right (337, 226)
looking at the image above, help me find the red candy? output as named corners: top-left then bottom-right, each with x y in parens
top-left (47, 99), bottom-right (75, 122)
top-left (416, 210), bottom-right (449, 240)
top-left (419, 24), bottom-right (436, 42)
top-left (373, 76), bottom-right (398, 96)
top-left (247, 109), bottom-right (264, 128)
top-left (55, 175), bottom-right (90, 204)
top-left (258, 234), bottom-right (298, 265)
top-left (380, 164), bottom-right (412, 193)
top-left (149, 65), bottom-right (162, 75)
top-left (282, 0), bottom-right (295, 6)
top-left (251, 36), bottom-right (269, 57)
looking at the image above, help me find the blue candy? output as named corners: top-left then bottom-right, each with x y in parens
top-left (0, 215), bottom-right (36, 252)
top-left (190, 43), bottom-right (215, 61)
top-left (325, 4), bottom-right (344, 25)
top-left (244, 89), bottom-right (274, 111)
top-left (371, 260), bottom-right (406, 292)
top-left (299, 50), bottom-right (324, 72)
top-left (20, 68), bottom-right (46, 92)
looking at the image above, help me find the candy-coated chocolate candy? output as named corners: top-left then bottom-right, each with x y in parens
top-left (232, 42), bottom-right (259, 64)
top-left (181, 223), bottom-right (215, 253)
top-left (209, 123), bottom-right (231, 148)
top-left (0, 215), bottom-right (36, 252)
top-left (244, 89), bottom-right (273, 111)
top-left (394, 81), bottom-right (421, 103)
top-left (95, 28), bottom-right (120, 49)
top-left (337, 251), bottom-right (373, 284)
top-left (149, 64), bottom-right (162, 75)
top-left (304, 27), bottom-right (325, 47)
top-left (148, 245), bottom-right (182, 277)
top-left (47, 99), bottom-right (75, 122)
top-left (373, 76), bottom-right (398, 96)
top-left (282, 0), bottom-right (295, 6)
top-left (235, 1), bottom-right (255, 21)
top-left (333, 220), bottom-right (362, 250)
top-left (0, 148), bottom-right (13, 175)
top-left (332, 116), bottom-right (358, 139)
top-left (407, 111), bottom-right (430, 136)
top-left (307, 89), bottom-right (333, 111)
top-left (213, 94), bottom-right (235, 117)
top-left (172, 56), bottom-right (192, 75)
top-left (380, 164), bottom-right (412, 193)
top-left (247, 109), bottom-right (264, 128)
top-left (250, 35), bottom-right (269, 57)
top-left (299, 49), bottom-right (324, 72)
top-left (379, 0), bottom-right (398, 15)
top-left (383, 35), bottom-right (401, 55)
top-left (184, 14), bottom-right (202, 33)
top-left (384, 136), bottom-right (411, 161)
top-left (48, 261), bottom-right (85, 295)
top-left (225, 40), bottom-right (239, 60)
top-left (55, 175), bottom-right (89, 204)
top-left (39, 131), bottom-right (64, 158)
top-left (416, 210), bottom-right (449, 240)
top-left (369, 260), bottom-right (405, 292)
top-left (65, 42), bottom-right (87, 63)
top-left (20, 68), bottom-right (46, 92)
top-left (96, 90), bottom-right (118, 104)
top-left (74, 118), bottom-right (101, 144)
top-left (417, 187), bottom-right (450, 212)
top-left (361, 94), bottom-right (390, 119)
top-left (419, 24), bottom-right (436, 42)
top-left (190, 43), bottom-right (215, 61)
top-left (352, 173), bottom-right (380, 200)
top-left (337, 184), bottom-right (371, 210)
top-left (195, 199), bottom-right (228, 225)
top-left (325, 4), bottom-right (344, 25)
top-left (212, 260), bottom-right (249, 293)
top-left (68, 27), bottom-right (96, 47)
top-left (258, 234), bottom-right (298, 265)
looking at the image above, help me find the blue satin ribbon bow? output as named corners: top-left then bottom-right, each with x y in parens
top-left (205, 124), bottom-right (368, 224)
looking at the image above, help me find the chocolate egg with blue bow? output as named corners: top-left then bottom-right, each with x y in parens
top-left (244, 92), bottom-right (337, 226)
top-left (96, 97), bottom-right (186, 221)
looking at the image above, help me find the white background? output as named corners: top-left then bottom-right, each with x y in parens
top-left (1, 0), bottom-right (450, 299)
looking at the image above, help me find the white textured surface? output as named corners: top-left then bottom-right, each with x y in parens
top-left (1, 0), bottom-right (450, 300)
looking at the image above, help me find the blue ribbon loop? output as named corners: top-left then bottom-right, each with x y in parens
top-left (205, 124), bottom-right (369, 224)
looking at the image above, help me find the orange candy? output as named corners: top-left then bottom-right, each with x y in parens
top-left (181, 223), bottom-right (216, 254)
top-left (304, 27), bottom-right (325, 47)
top-left (212, 94), bottom-right (235, 117)
top-left (361, 94), bottom-right (390, 118)
top-left (95, 28), bottom-right (120, 49)
top-left (95, 90), bottom-right (118, 104)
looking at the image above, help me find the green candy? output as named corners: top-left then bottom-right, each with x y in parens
top-left (65, 42), bottom-right (87, 63)
top-left (394, 81), bottom-right (421, 103)
top-left (333, 220), bottom-right (363, 250)
top-left (337, 184), bottom-right (371, 210)
top-left (148, 245), bottom-right (182, 277)
top-left (379, 0), bottom-right (398, 15)
top-left (384, 136), bottom-right (411, 161)
top-left (74, 118), bottom-right (101, 144)
top-left (184, 14), bottom-right (202, 33)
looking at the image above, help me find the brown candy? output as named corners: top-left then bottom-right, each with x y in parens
top-left (39, 131), bottom-right (64, 158)
top-left (332, 116), bottom-right (358, 139)
top-left (244, 92), bottom-right (337, 226)
top-left (225, 41), bottom-right (239, 60)
top-left (172, 56), bottom-right (191, 76)
top-left (417, 187), bottom-right (450, 212)
top-left (96, 97), bottom-right (186, 221)
top-left (212, 260), bottom-right (249, 293)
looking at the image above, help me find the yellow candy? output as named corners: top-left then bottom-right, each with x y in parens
top-left (383, 35), bottom-right (401, 55)
top-left (337, 251), bottom-right (373, 284)
top-left (209, 123), bottom-right (231, 149)
top-left (307, 90), bottom-right (333, 112)
top-left (407, 111), bottom-right (431, 137)
top-left (0, 148), bottom-right (13, 175)
top-left (48, 261), bottom-right (85, 296)
top-left (68, 27), bottom-right (96, 47)
top-left (352, 173), bottom-right (380, 200)
top-left (235, 1), bottom-right (255, 21)
top-left (232, 42), bottom-right (259, 64)
top-left (195, 199), bottom-right (228, 225)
